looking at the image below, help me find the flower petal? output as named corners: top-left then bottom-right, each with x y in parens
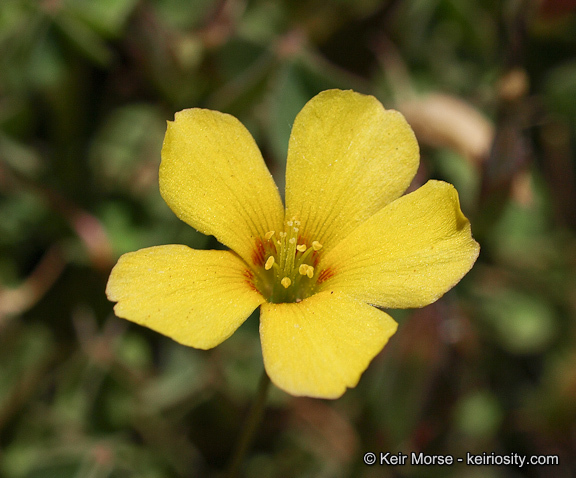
top-left (285, 89), bottom-right (419, 252)
top-left (319, 180), bottom-right (480, 308)
top-left (106, 245), bottom-right (264, 349)
top-left (260, 291), bottom-right (397, 399)
top-left (160, 109), bottom-right (284, 266)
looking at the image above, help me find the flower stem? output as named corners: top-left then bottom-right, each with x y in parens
top-left (226, 369), bottom-right (271, 478)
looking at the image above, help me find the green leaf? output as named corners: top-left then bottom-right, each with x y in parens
top-left (454, 391), bottom-right (503, 438)
top-left (65, 0), bottom-right (139, 38)
top-left (53, 9), bottom-right (113, 66)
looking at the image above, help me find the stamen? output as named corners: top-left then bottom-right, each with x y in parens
top-left (255, 217), bottom-right (324, 303)
top-left (306, 265), bottom-right (314, 278)
top-left (297, 264), bottom-right (315, 278)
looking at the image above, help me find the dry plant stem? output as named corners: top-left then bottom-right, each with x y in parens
top-left (227, 370), bottom-right (271, 478)
top-left (0, 160), bottom-right (114, 270)
top-left (0, 245), bottom-right (66, 322)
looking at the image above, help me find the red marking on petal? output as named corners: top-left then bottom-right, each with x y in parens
top-left (251, 238), bottom-right (265, 266)
top-left (317, 267), bottom-right (335, 283)
top-left (311, 251), bottom-right (321, 266)
top-left (243, 268), bottom-right (259, 292)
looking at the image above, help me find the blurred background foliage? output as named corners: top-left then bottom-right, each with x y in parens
top-left (1, 0), bottom-right (576, 476)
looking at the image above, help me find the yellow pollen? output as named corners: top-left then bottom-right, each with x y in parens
top-left (255, 218), bottom-right (323, 303)
top-left (298, 264), bottom-right (315, 278)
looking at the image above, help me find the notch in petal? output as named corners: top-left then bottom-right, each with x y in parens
top-left (320, 181), bottom-right (480, 308)
top-left (160, 109), bottom-right (285, 266)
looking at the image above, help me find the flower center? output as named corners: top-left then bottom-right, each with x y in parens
top-left (253, 219), bottom-right (323, 303)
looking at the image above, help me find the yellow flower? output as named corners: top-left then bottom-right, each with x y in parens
top-left (106, 90), bottom-right (479, 399)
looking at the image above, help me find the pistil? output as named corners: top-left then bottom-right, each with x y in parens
top-left (254, 218), bottom-right (323, 303)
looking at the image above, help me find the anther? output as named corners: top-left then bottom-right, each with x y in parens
top-left (298, 264), bottom-right (315, 278)
top-left (296, 244), bottom-right (307, 252)
top-left (265, 256), bottom-right (275, 270)
top-left (264, 231), bottom-right (275, 240)
top-left (312, 241), bottom-right (323, 251)
top-left (281, 277), bottom-right (291, 288)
